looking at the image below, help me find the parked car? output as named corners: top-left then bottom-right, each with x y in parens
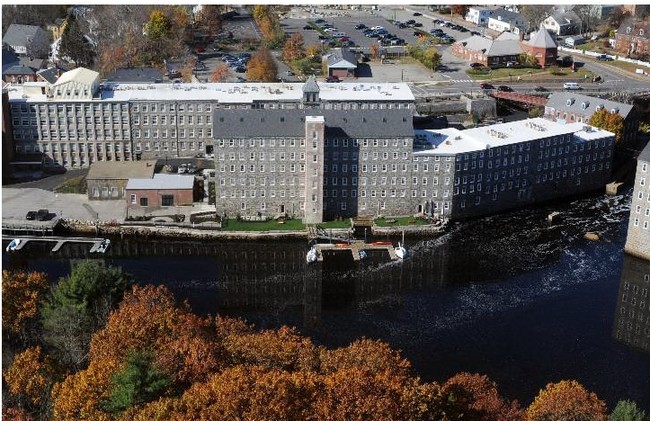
top-left (497, 85), bottom-right (514, 92)
top-left (596, 54), bottom-right (614, 61)
top-left (406, 19), bottom-right (416, 25)
top-left (470, 62), bottom-right (483, 68)
top-left (303, 25), bottom-right (313, 30)
top-left (354, 23), bottom-right (366, 30)
top-left (325, 75), bottom-right (340, 83)
top-left (26, 210), bottom-right (37, 220)
top-left (413, 12), bottom-right (422, 16)
top-left (480, 83), bottom-right (495, 90)
top-left (370, 26), bottom-right (384, 31)
top-left (534, 86), bottom-right (548, 92)
top-left (413, 22), bottom-right (423, 27)
top-left (470, 30), bottom-right (481, 36)
top-left (36, 209), bottom-right (49, 221)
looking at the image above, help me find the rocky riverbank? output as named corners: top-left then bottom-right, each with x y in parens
top-left (58, 219), bottom-right (447, 241)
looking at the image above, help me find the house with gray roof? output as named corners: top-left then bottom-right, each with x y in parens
top-left (543, 10), bottom-right (582, 36)
top-left (323, 48), bottom-right (357, 79)
top-left (451, 32), bottom-right (523, 67)
top-left (544, 92), bottom-right (639, 146)
top-left (3, 24), bottom-right (50, 59)
top-left (487, 8), bottom-right (527, 35)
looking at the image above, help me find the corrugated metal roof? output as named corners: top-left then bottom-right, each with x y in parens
top-left (126, 174), bottom-right (194, 190)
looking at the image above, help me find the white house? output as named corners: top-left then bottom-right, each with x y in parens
top-left (488, 8), bottom-right (527, 35)
top-left (465, 6), bottom-right (496, 27)
top-left (542, 10), bottom-right (582, 36)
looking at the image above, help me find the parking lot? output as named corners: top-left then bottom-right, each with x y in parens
top-left (188, 6), bottom-right (486, 84)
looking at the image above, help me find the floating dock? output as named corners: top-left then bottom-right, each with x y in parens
top-left (313, 241), bottom-right (398, 262)
top-left (6, 236), bottom-right (108, 253)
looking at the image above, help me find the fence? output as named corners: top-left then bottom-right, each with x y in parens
top-left (558, 46), bottom-right (650, 70)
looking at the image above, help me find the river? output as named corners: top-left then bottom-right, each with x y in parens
top-left (3, 188), bottom-right (649, 410)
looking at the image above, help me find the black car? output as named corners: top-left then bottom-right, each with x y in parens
top-left (413, 12), bottom-right (422, 16)
top-left (498, 85), bottom-right (514, 92)
top-left (303, 25), bottom-right (313, 30)
top-left (406, 19), bottom-right (416, 25)
top-left (470, 30), bottom-right (481, 36)
top-left (413, 22), bottom-right (423, 27)
top-left (534, 86), bottom-right (548, 92)
top-left (470, 62), bottom-right (483, 68)
top-left (36, 209), bottom-right (49, 221)
top-left (354, 23), bottom-right (366, 30)
top-left (596, 54), bottom-right (614, 61)
top-left (397, 23), bottom-right (408, 29)
top-left (26, 210), bottom-right (37, 220)
top-left (480, 83), bottom-right (495, 90)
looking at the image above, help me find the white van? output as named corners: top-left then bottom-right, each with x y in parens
top-left (563, 82), bottom-right (581, 90)
top-left (331, 32), bottom-right (346, 38)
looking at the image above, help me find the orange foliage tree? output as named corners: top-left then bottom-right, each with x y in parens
top-left (526, 380), bottom-right (607, 421)
top-left (52, 285), bottom-right (223, 419)
top-left (246, 48), bottom-right (278, 82)
top-left (283, 33), bottom-right (305, 62)
top-left (440, 372), bottom-right (524, 421)
top-left (4, 346), bottom-right (57, 413)
top-left (210, 64), bottom-right (230, 82)
top-left (2, 270), bottom-right (49, 341)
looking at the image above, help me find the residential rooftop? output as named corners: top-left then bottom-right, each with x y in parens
top-left (414, 118), bottom-right (614, 156)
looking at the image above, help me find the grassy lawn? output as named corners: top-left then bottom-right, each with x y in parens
top-left (467, 66), bottom-right (598, 82)
top-left (54, 175), bottom-right (87, 194)
top-left (222, 218), bottom-right (305, 231)
top-left (374, 216), bottom-right (430, 227)
top-left (600, 59), bottom-right (649, 75)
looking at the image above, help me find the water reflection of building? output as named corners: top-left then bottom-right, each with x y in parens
top-left (613, 255), bottom-right (650, 355)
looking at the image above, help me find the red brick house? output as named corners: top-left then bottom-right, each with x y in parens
top-left (521, 25), bottom-right (558, 68)
top-left (126, 174), bottom-right (195, 210)
top-left (451, 32), bottom-right (522, 67)
top-left (615, 17), bottom-right (650, 58)
top-left (323, 48), bottom-right (357, 79)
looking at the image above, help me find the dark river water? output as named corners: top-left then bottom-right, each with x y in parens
top-left (3, 188), bottom-right (650, 410)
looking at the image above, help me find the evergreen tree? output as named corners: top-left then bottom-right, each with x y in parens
top-left (59, 13), bottom-right (95, 67)
top-left (610, 400), bottom-right (648, 421)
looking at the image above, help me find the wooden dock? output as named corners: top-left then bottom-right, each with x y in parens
top-left (7, 236), bottom-right (107, 253)
top-left (314, 241), bottom-right (398, 262)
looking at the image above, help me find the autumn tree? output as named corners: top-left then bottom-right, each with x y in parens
top-left (246, 48), bottom-right (278, 82)
top-left (283, 33), bottom-right (306, 62)
top-left (319, 338), bottom-right (412, 378)
top-left (451, 5), bottom-right (469, 18)
top-left (407, 44), bottom-right (442, 71)
top-left (252, 5), bottom-right (285, 48)
top-left (439, 373), bottom-right (524, 421)
top-left (610, 400), bottom-right (648, 421)
top-left (59, 12), bottom-right (95, 67)
top-left (3, 346), bottom-right (57, 416)
top-left (42, 261), bottom-right (133, 370)
top-left (608, 6), bottom-right (632, 30)
top-left (211, 64), bottom-right (230, 82)
top-left (589, 107), bottom-right (625, 143)
top-left (2, 270), bottom-right (49, 342)
top-left (527, 380), bottom-right (607, 421)
top-left (196, 5), bottom-right (223, 36)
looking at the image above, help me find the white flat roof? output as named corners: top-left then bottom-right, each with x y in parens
top-left (414, 118), bottom-right (614, 156)
top-left (126, 174), bottom-right (194, 190)
top-left (8, 81), bottom-right (415, 103)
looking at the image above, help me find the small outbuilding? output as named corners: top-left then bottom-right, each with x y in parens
top-left (87, 160), bottom-right (156, 200)
top-left (323, 48), bottom-right (357, 79)
top-left (126, 174), bottom-right (195, 210)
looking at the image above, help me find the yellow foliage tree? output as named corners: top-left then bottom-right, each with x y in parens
top-left (246, 48), bottom-right (278, 82)
top-left (589, 107), bottom-right (625, 143)
top-left (526, 380), bottom-right (607, 421)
